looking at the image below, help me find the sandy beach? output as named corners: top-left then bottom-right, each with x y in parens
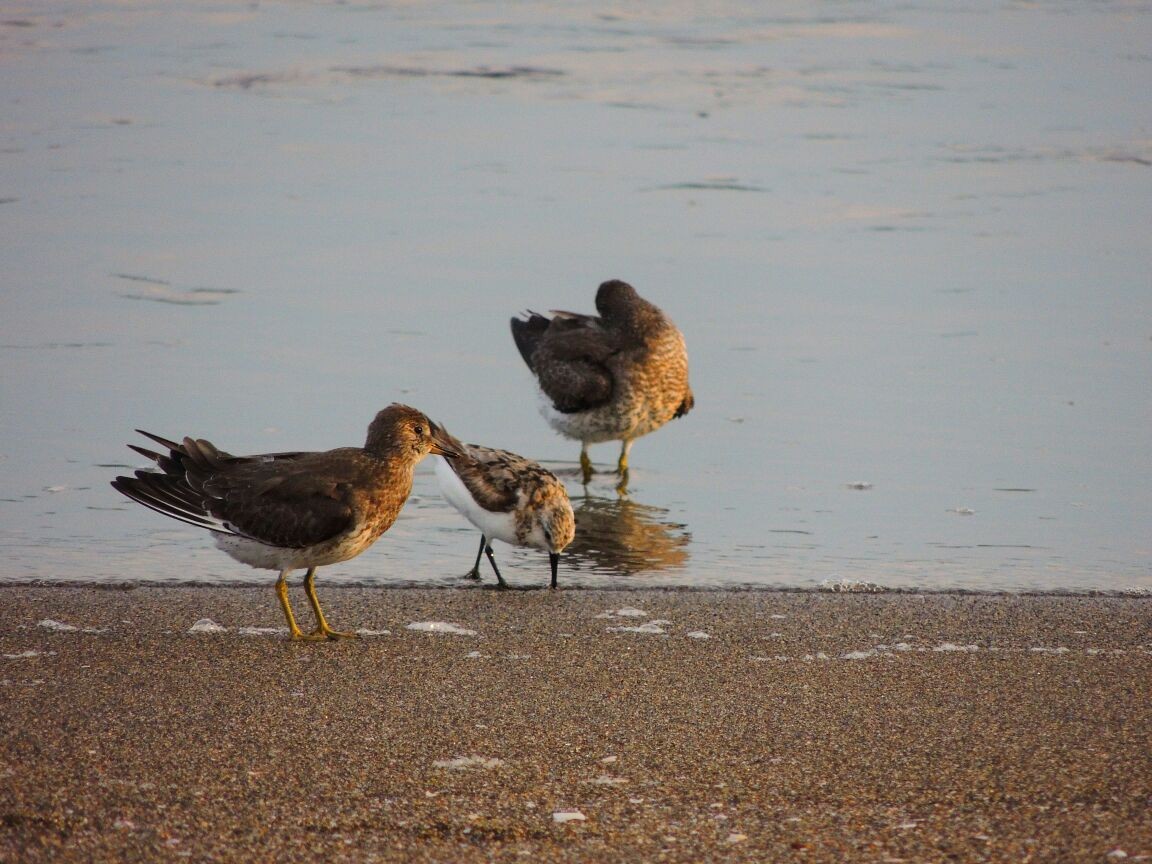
top-left (1, 585), bottom-right (1149, 863)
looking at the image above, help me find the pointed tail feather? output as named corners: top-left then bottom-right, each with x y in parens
top-left (674, 390), bottom-right (695, 419)
top-left (179, 436), bottom-right (228, 474)
top-left (110, 475), bottom-right (221, 533)
top-left (135, 429), bottom-right (184, 453)
top-left (510, 312), bottom-right (550, 370)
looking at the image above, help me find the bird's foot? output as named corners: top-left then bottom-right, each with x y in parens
top-left (579, 450), bottom-right (594, 484)
top-left (312, 626), bottom-right (358, 641)
top-left (289, 629), bottom-right (331, 642)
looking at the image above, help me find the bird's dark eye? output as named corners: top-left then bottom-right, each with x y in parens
top-left (414, 424), bottom-right (425, 436)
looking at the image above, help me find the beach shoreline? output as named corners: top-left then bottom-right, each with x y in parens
top-left (2, 585), bottom-right (1150, 862)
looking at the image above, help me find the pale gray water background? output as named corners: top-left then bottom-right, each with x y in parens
top-left (2, 1), bottom-right (1150, 593)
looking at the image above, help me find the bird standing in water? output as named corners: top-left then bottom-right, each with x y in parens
top-left (432, 423), bottom-right (575, 588)
top-left (111, 404), bottom-right (457, 640)
top-left (511, 279), bottom-right (694, 486)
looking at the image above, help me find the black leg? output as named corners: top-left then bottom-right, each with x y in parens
top-left (483, 543), bottom-right (508, 588)
top-left (549, 552), bottom-right (560, 589)
top-left (464, 535), bottom-right (485, 581)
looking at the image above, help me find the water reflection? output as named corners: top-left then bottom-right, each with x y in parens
top-left (1, 1), bottom-right (1148, 593)
top-left (565, 491), bottom-right (691, 578)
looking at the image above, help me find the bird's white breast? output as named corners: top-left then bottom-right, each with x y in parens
top-left (434, 456), bottom-right (520, 546)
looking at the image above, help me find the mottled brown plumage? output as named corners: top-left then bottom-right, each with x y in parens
top-left (433, 425), bottom-right (575, 588)
top-left (511, 279), bottom-right (694, 484)
top-left (111, 404), bottom-right (457, 640)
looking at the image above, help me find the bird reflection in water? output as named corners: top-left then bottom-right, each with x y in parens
top-left (564, 491), bottom-right (691, 577)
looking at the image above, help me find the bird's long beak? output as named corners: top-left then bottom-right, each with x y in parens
top-left (549, 552), bottom-right (560, 589)
top-left (428, 423), bottom-right (460, 459)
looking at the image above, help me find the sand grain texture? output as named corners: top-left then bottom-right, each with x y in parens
top-left (1, 587), bottom-right (1149, 862)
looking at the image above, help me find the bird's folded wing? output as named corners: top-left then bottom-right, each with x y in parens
top-left (449, 446), bottom-right (523, 512)
top-left (202, 462), bottom-right (356, 549)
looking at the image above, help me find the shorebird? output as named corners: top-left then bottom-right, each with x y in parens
top-left (111, 404), bottom-right (457, 640)
top-left (432, 423), bottom-right (575, 588)
top-left (511, 279), bottom-right (694, 485)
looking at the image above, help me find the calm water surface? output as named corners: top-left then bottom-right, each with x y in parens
top-left (2, 1), bottom-right (1150, 593)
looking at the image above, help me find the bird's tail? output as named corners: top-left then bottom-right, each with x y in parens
top-left (510, 312), bottom-right (550, 370)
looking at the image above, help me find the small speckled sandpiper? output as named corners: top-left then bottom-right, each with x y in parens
top-left (111, 404), bottom-right (457, 640)
top-left (432, 423), bottom-right (575, 588)
top-left (511, 279), bottom-right (694, 485)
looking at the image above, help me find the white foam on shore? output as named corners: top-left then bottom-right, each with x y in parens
top-left (3, 650), bottom-right (56, 660)
top-left (820, 578), bottom-right (884, 593)
top-left (553, 810), bottom-right (587, 824)
top-left (189, 618), bottom-right (227, 634)
top-left (596, 608), bottom-right (649, 619)
top-left (355, 628), bottom-right (390, 637)
top-left (407, 621), bottom-right (477, 636)
top-left (37, 619), bottom-right (105, 634)
top-left (608, 622), bottom-right (668, 635)
top-left (686, 631), bottom-right (711, 639)
top-left (752, 641), bottom-right (1141, 664)
top-left (38, 619), bottom-right (77, 632)
top-left (236, 626), bottom-right (288, 637)
top-left (432, 755), bottom-right (504, 770)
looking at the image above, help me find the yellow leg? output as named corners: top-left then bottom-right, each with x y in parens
top-left (579, 445), bottom-right (593, 484)
top-left (614, 440), bottom-right (632, 493)
top-left (616, 439), bottom-right (633, 475)
top-left (303, 567), bottom-right (357, 640)
top-left (276, 571), bottom-right (325, 641)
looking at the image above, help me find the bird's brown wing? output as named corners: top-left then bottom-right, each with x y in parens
top-left (446, 443), bottom-right (545, 513)
top-left (113, 432), bottom-right (357, 548)
top-left (512, 312), bottom-right (619, 413)
top-left (198, 451), bottom-right (362, 549)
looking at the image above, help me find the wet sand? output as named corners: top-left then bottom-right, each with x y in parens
top-left (1, 585), bottom-right (1149, 862)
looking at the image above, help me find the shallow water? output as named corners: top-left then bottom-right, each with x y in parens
top-left (2, 1), bottom-right (1150, 594)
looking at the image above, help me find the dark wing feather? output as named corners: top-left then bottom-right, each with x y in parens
top-left (451, 445), bottom-right (522, 512)
top-left (510, 312), bottom-right (550, 370)
top-left (195, 454), bottom-right (357, 548)
top-left (432, 425), bottom-right (520, 512)
top-left (110, 474), bottom-right (219, 532)
top-left (512, 311), bottom-right (619, 413)
top-left (533, 327), bottom-right (616, 413)
top-left (112, 432), bottom-right (355, 548)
